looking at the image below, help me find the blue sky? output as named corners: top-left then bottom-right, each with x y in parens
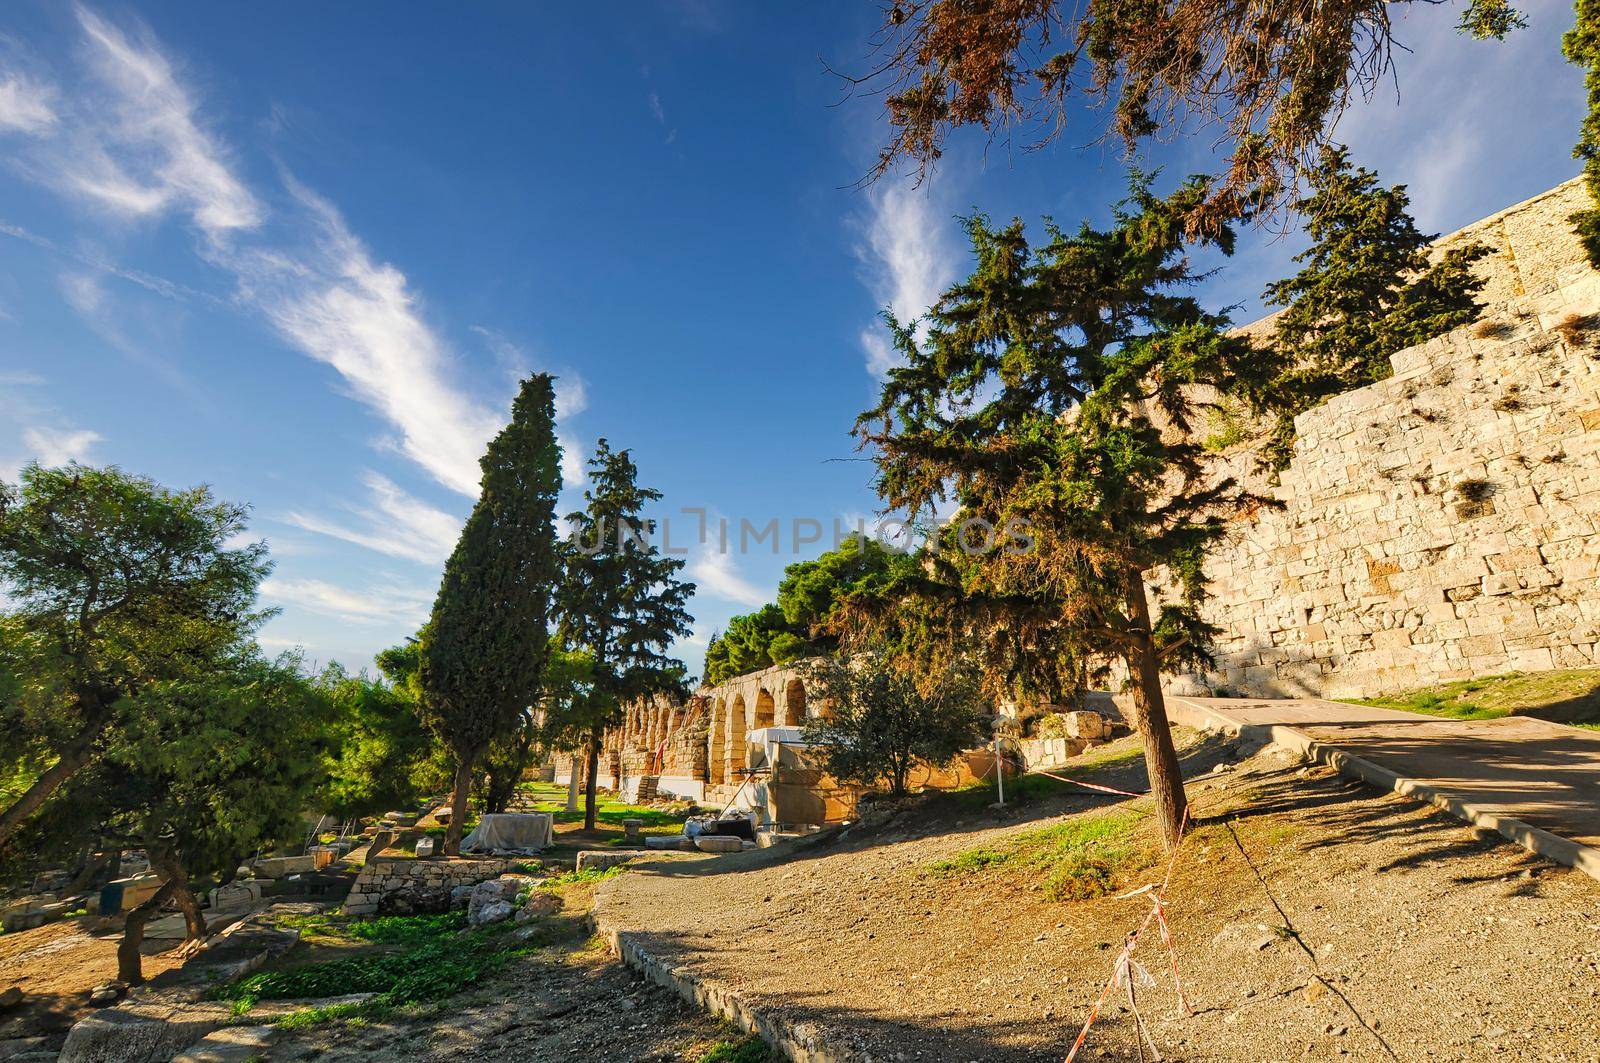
top-left (0, 1), bottom-right (1586, 678)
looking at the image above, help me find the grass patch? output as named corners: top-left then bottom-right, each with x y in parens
top-left (1347, 668), bottom-right (1600, 725)
top-left (699, 1034), bottom-right (772, 1063)
top-left (516, 781), bottom-right (692, 836)
top-left (218, 909), bottom-right (535, 1016)
top-left (924, 809), bottom-right (1149, 901)
top-left (538, 864), bottom-right (627, 889)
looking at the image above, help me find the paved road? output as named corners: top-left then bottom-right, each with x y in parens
top-left (1167, 696), bottom-right (1600, 872)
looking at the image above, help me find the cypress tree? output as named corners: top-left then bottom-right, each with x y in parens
top-left (555, 440), bottom-right (694, 832)
top-left (1566, 0), bottom-right (1600, 265)
top-left (1252, 145), bottom-right (1487, 466)
top-left (420, 375), bottom-right (563, 855)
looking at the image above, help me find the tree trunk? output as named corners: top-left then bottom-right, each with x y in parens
top-left (444, 755), bottom-right (473, 856)
top-left (117, 881), bottom-right (176, 984)
top-left (145, 848), bottom-right (206, 946)
top-left (565, 754), bottom-right (581, 812)
top-left (0, 727), bottom-right (102, 846)
top-left (583, 727), bottom-right (601, 832)
top-left (68, 849), bottom-right (110, 895)
top-left (1123, 567), bottom-right (1187, 852)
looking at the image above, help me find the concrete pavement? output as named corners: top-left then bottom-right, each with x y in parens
top-left (1166, 696), bottom-right (1600, 882)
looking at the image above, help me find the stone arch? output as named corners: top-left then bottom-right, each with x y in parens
top-left (725, 694), bottom-right (747, 781)
top-left (708, 698), bottom-right (727, 785)
top-left (782, 677), bottom-right (806, 726)
top-left (751, 689), bottom-right (777, 769)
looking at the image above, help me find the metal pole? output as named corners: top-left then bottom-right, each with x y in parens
top-left (995, 735), bottom-right (1005, 805)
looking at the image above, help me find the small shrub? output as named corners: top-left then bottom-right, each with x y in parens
top-left (1555, 312), bottom-right (1600, 347)
top-left (701, 1034), bottom-right (773, 1063)
top-left (1473, 319), bottom-right (1513, 340)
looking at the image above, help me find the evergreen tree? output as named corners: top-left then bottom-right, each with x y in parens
top-left (703, 536), bottom-right (910, 685)
top-left (1252, 146), bottom-right (1487, 466)
top-left (0, 464), bottom-right (269, 847)
top-left (97, 650), bottom-right (330, 982)
top-left (556, 440), bottom-right (693, 831)
top-left (1566, 0), bottom-right (1600, 264)
top-left (852, 175), bottom-right (1269, 850)
top-left (420, 375), bottom-right (563, 855)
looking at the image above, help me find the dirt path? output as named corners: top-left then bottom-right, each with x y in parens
top-left (0, 917), bottom-right (182, 1047)
top-left (265, 882), bottom-right (747, 1063)
top-left (601, 730), bottom-right (1600, 1061)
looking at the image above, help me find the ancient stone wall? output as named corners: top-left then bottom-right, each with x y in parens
top-left (343, 856), bottom-right (522, 916)
top-left (1173, 178), bottom-right (1600, 698)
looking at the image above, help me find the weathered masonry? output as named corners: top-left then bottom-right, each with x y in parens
top-left (567, 662), bottom-right (816, 807)
top-left (1173, 178), bottom-right (1600, 699)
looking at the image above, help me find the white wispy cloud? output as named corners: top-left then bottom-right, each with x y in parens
top-left (20, 7), bottom-right (508, 500)
top-left (66, 6), bottom-right (262, 240)
top-left (285, 472), bottom-right (462, 565)
top-left (855, 180), bottom-right (961, 377)
top-left (22, 425), bottom-right (101, 466)
top-left (0, 73), bottom-right (57, 135)
top-left (239, 181), bottom-right (502, 497)
top-left (261, 576), bottom-right (433, 626)
top-left (688, 544), bottom-right (768, 608)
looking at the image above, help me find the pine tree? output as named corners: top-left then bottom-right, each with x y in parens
top-left (1566, 0), bottom-right (1600, 264)
top-left (852, 175), bottom-right (1269, 850)
top-left (1252, 145), bottom-right (1487, 466)
top-left (555, 440), bottom-right (694, 832)
top-left (420, 375), bottom-right (563, 855)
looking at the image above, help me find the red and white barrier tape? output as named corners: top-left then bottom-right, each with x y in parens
top-left (1064, 807), bottom-right (1191, 1062)
top-left (1028, 767), bottom-right (1148, 799)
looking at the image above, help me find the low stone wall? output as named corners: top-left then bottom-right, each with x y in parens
top-left (343, 857), bottom-right (523, 917)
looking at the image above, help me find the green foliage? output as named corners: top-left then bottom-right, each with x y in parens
top-left (421, 375), bottom-right (564, 841)
top-left (95, 648), bottom-right (333, 887)
top-left (800, 651), bottom-right (987, 797)
top-left (221, 909), bottom-right (565, 1018)
top-left (1458, 0), bottom-right (1527, 39)
top-left (1249, 145), bottom-right (1487, 467)
top-left (555, 439), bottom-right (694, 828)
top-left (851, 174), bottom-right (1263, 704)
top-left (1567, 0), bottom-right (1600, 266)
top-left (700, 1034), bottom-right (773, 1063)
top-left (703, 536), bottom-right (910, 685)
top-left (923, 810), bottom-right (1145, 901)
top-left (0, 463), bottom-right (271, 846)
top-left (318, 655), bottom-right (447, 821)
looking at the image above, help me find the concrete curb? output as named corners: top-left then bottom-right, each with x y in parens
top-left (1168, 697), bottom-right (1600, 883)
top-left (593, 886), bottom-right (846, 1062)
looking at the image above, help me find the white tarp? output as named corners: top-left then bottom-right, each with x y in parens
top-left (460, 812), bottom-right (553, 853)
top-left (745, 726), bottom-right (807, 769)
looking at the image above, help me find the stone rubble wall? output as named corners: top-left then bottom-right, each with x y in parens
top-left (342, 857), bottom-right (523, 917)
top-left (1172, 178), bottom-right (1600, 698)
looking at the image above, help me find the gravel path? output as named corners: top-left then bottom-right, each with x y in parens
top-left (601, 731), bottom-right (1600, 1062)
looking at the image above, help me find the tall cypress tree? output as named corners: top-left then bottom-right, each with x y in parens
top-left (853, 176), bottom-right (1269, 850)
top-left (1251, 145), bottom-right (1487, 465)
top-left (420, 375), bottom-right (563, 855)
top-left (556, 440), bottom-right (693, 832)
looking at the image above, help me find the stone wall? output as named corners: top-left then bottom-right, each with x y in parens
top-left (1173, 178), bottom-right (1600, 698)
top-left (343, 856), bottom-right (523, 916)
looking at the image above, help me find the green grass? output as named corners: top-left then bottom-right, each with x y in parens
top-left (1346, 668), bottom-right (1600, 725)
top-left (924, 809), bottom-right (1149, 901)
top-left (537, 864), bottom-right (627, 888)
top-left (515, 781), bottom-right (691, 843)
top-left (699, 1034), bottom-right (772, 1063)
top-left (218, 909), bottom-right (538, 1017)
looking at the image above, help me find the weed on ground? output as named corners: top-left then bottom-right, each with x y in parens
top-left (923, 808), bottom-right (1151, 901)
